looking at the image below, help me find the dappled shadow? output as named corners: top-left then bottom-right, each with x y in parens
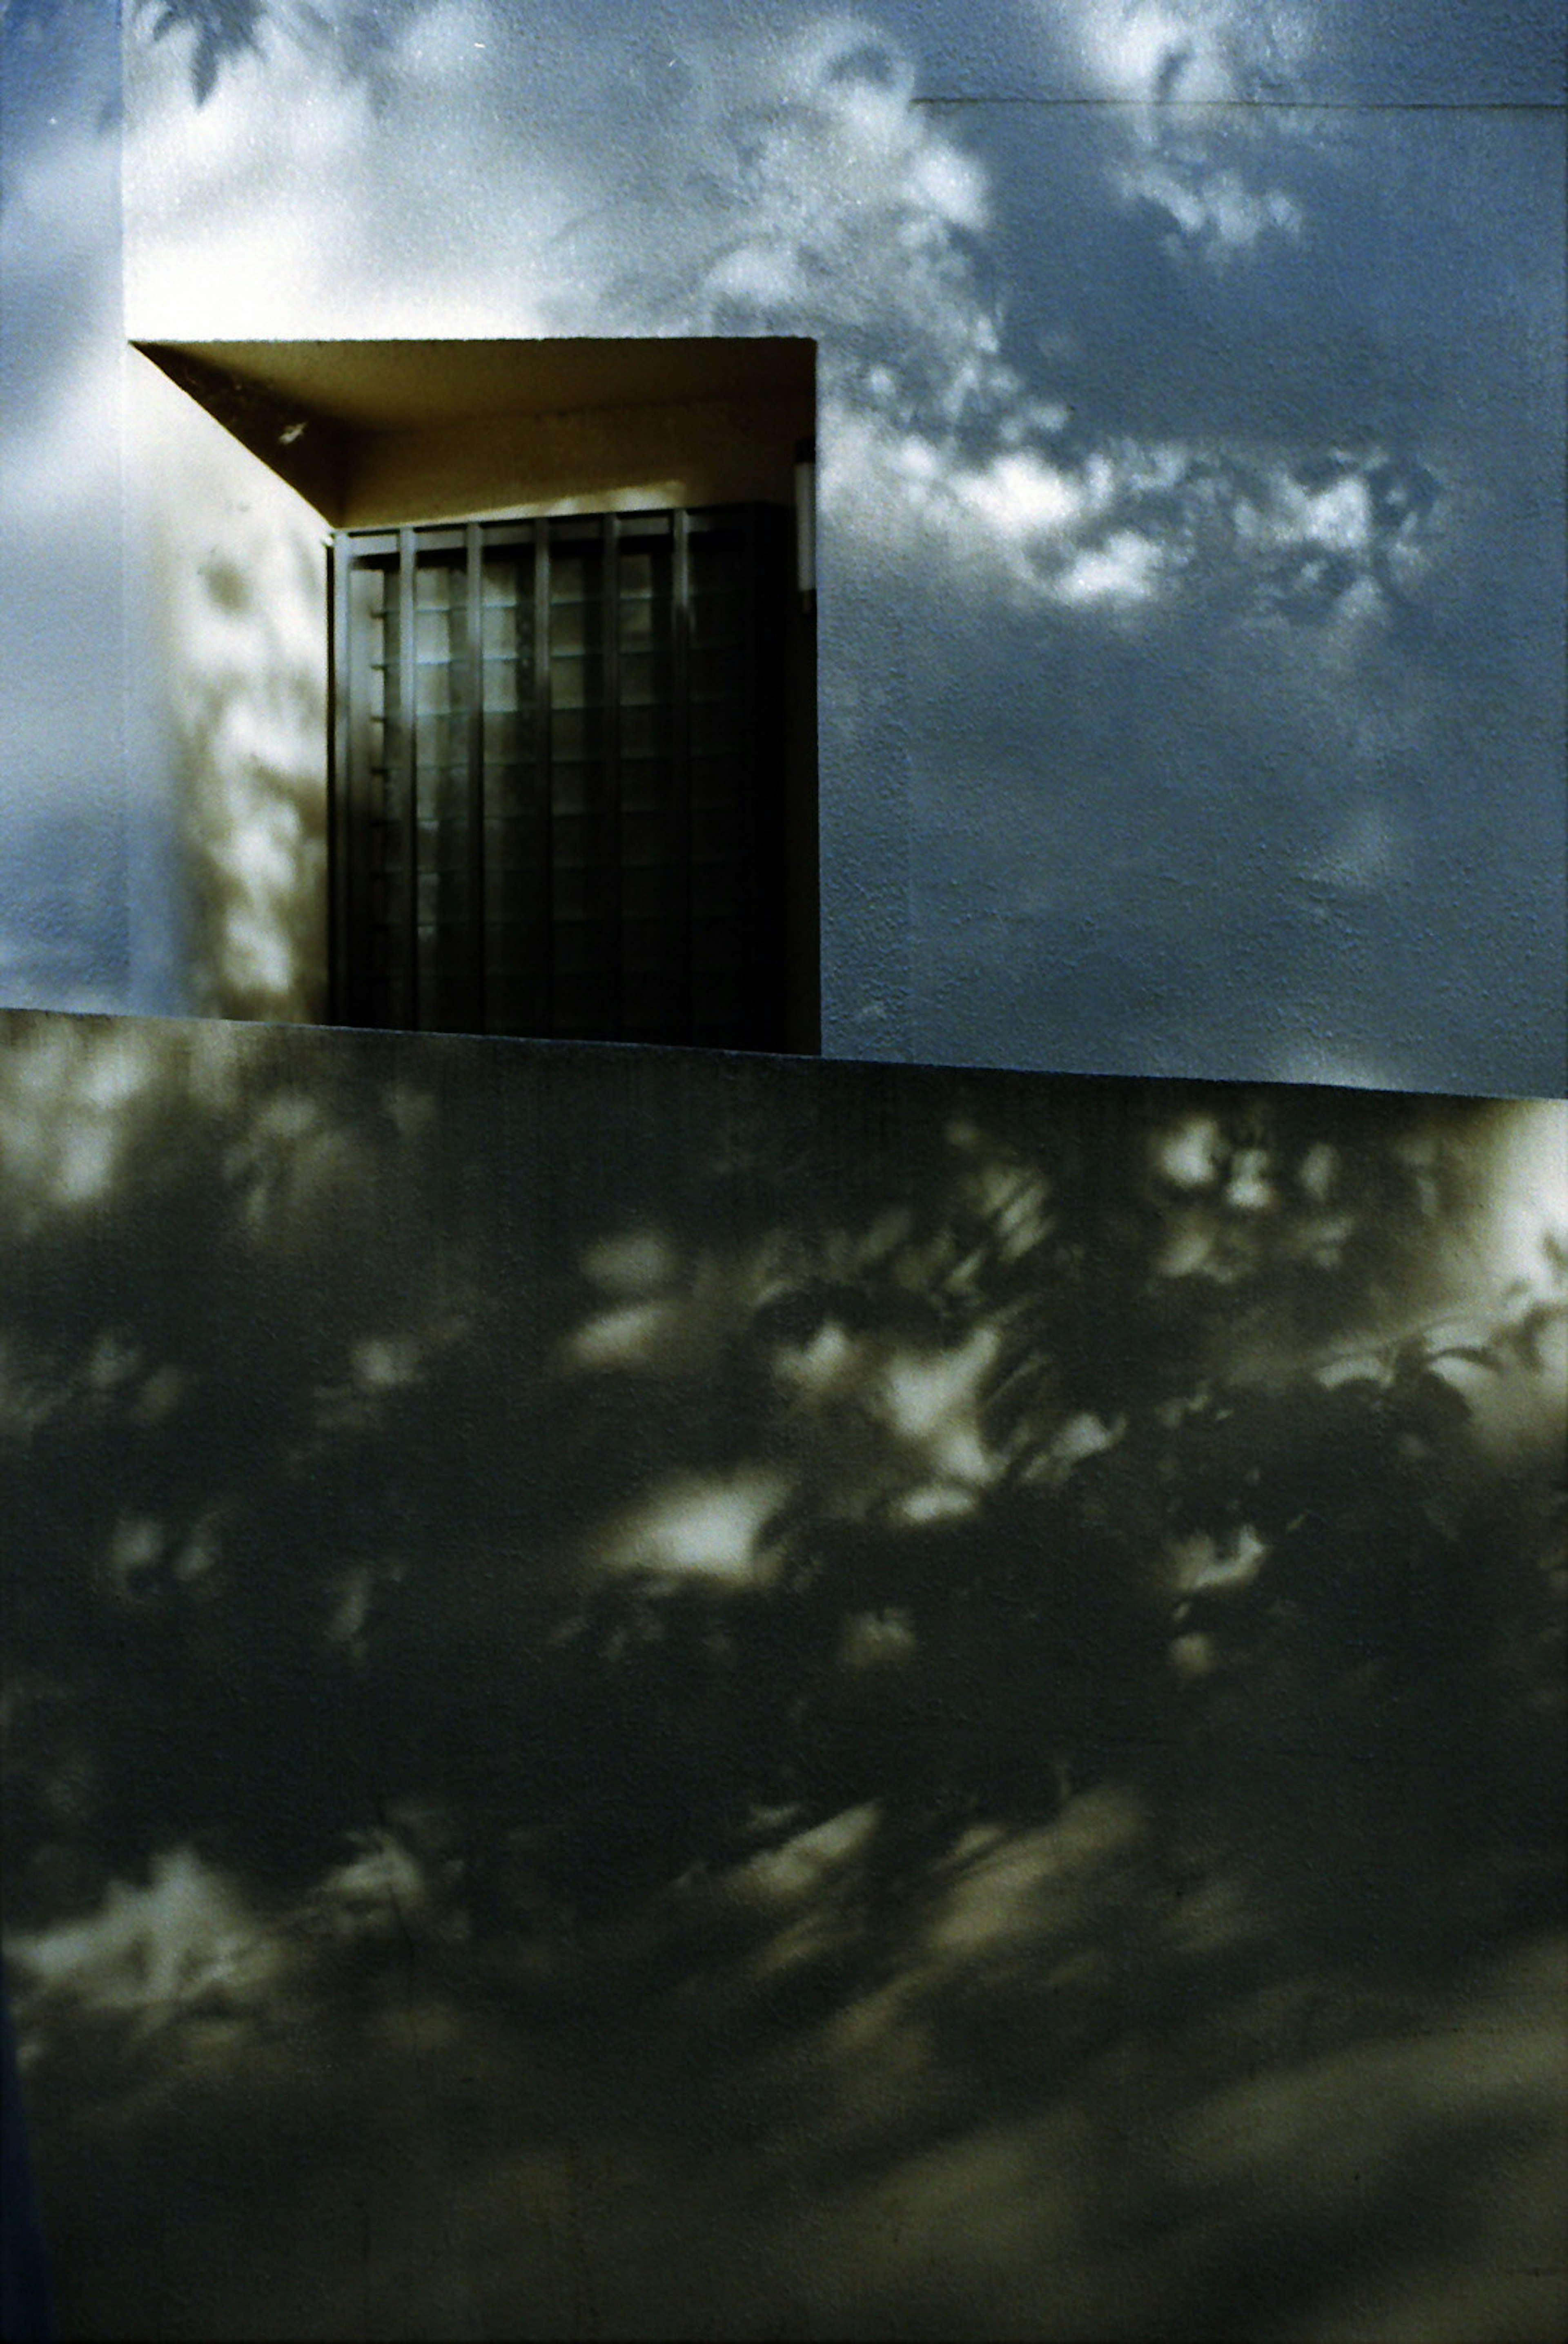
top-left (143, 0), bottom-right (264, 105)
top-left (144, 399), bottom-right (331, 1021)
top-left (2, 1014), bottom-right (1564, 2334)
top-left (134, 0), bottom-right (405, 107)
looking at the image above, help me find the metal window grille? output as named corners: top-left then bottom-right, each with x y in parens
top-left (330, 505), bottom-right (790, 1047)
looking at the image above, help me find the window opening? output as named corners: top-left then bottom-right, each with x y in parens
top-left (331, 505), bottom-right (791, 1049)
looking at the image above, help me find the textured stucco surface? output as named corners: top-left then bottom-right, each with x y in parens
top-left (1, 1), bottom-right (1563, 1091)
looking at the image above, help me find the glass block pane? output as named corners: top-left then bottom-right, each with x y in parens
top-left (414, 560), bottom-right (457, 608)
top-left (552, 924), bottom-right (615, 977)
top-left (484, 777), bottom-right (539, 835)
top-left (483, 710), bottom-right (520, 762)
top-left (483, 543), bottom-right (529, 588)
top-left (620, 706), bottom-right (665, 759)
top-left (417, 871), bottom-right (471, 924)
top-left (619, 650), bottom-right (670, 706)
top-left (370, 817), bottom-right (403, 872)
top-left (483, 655), bottom-right (519, 714)
top-left (690, 595), bottom-right (743, 649)
top-left (691, 699), bottom-right (741, 754)
top-left (416, 660), bottom-right (452, 715)
top-left (487, 974), bottom-right (547, 1034)
top-left (552, 711), bottom-right (604, 762)
top-left (482, 602), bottom-right (519, 654)
top-left (416, 609), bottom-right (453, 661)
top-left (621, 917), bottom-right (683, 976)
top-left (689, 755), bottom-right (742, 810)
top-left (550, 651), bottom-right (601, 711)
top-left (486, 865), bottom-right (548, 923)
top-left (621, 866), bottom-right (680, 922)
top-left (689, 540), bottom-right (746, 597)
top-left (691, 644), bottom-right (744, 698)
top-left (551, 763), bottom-right (599, 818)
top-left (620, 812), bottom-right (668, 870)
top-left (414, 715), bottom-right (458, 770)
top-left (621, 980), bottom-right (686, 1041)
top-left (549, 549), bottom-right (602, 604)
top-left (416, 762), bottom-right (468, 823)
top-left (691, 806), bottom-right (739, 859)
top-left (353, 565), bottom-right (388, 620)
top-left (619, 547), bottom-right (662, 598)
top-left (619, 758), bottom-right (670, 815)
top-left (692, 918), bottom-right (744, 974)
top-left (619, 589), bottom-right (667, 649)
top-left (416, 818), bottom-right (469, 873)
top-left (692, 861), bottom-right (739, 919)
top-left (551, 863), bottom-right (590, 920)
top-left (551, 599), bottom-right (604, 657)
top-left (419, 973), bottom-right (478, 1032)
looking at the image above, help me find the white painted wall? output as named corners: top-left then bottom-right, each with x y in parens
top-left (129, 354), bottom-right (330, 1020)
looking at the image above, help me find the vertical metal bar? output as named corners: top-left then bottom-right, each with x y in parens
top-left (398, 528), bottom-right (419, 1027)
top-left (535, 517), bottom-right (553, 1033)
top-left (466, 521), bottom-right (486, 1033)
top-left (756, 503), bottom-right (788, 1052)
top-left (739, 504), bottom-right (762, 1046)
top-left (342, 537), bottom-right (383, 1028)
top-left (602, 510), bottom-right (622, 1037)
top-left (672, 507), bottom-right (693, 1043)
top-left (328, 535), bottom-right (348, 1023)
top-left (740, 501), bottom-right (786, 1052)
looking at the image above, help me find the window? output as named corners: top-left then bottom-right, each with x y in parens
top-left (135, 334), bottom-right (819, 1040)
top-left (331, 504), bottom-right (793, 1049)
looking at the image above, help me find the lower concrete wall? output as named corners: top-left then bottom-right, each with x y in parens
top-left (3, 1007), bottom-right (1564, 2337)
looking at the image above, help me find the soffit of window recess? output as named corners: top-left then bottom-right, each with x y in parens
top-left (133, 339), bottom-right (816, 528)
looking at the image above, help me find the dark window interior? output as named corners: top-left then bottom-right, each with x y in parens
top-left (330, 505), bottom-right (793, 1049)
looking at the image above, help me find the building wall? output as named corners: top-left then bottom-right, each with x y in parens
top-left (1, 1), bottom-right (1564, 1094)
top-left (0, 6), bottom-right (131, 1013)
top-left (3, 1002), bottom-right (1566, 2336)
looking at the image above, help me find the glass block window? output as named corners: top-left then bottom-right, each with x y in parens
top-left (330, 506), bottom-right (790, 1048)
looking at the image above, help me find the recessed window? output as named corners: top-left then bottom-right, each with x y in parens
top-left (135, 336), bottom-right (820, 1046)
top-left (332, 504), bottom-right (793, 1048)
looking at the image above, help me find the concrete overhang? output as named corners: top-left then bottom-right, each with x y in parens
top-left (133, 338), bottom-right (817, 528)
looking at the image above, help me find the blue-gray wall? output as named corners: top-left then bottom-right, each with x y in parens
top-left (2, 1), bottom-right (1564, 1093)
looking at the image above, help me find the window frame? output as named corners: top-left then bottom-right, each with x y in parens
top-left (328, 503), bottom-right (794, 1049)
